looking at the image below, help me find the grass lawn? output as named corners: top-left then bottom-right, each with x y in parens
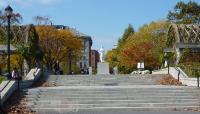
top-left (0, 76), bottom-right (5, 84)
top-left (179, 63), bottom-right (200, 77)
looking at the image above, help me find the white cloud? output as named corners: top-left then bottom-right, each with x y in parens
top-left (0, 0), bottom-right (63, 7)
top-left (36, 0), bottom-right (62, 5)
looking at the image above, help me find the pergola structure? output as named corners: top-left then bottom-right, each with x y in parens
top-left (165, 24), bottom-right (200, 65)
top-left (0, 44), bottom-right (16, 52)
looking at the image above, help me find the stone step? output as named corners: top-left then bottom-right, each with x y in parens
top-left (25, 93), bottom-right (198, 98)
top-left (24, 85), bottom-right (199, 90)
top-left (27, 99), bottom-right (200, 103)
top-left (24, 89), bottom-right (200, 94)
top-left (24, 93), bottom-right (196, 97)
top-left (26, 88), bottom-right (196, 92)
top-left (26, 97), bottom-right (198, 101)
top-left (30, 109), bottom-right (200, 114)
top-left (47, 76), bottom-right (163, 81)
top-left (31, 105), bottom-right (200, 112)
top-left (31, 102), bottom-right (200, 108)
top-left (24, 74), bottom-right (200, 113)
top-left (51, 79), bottom-right (161, 81)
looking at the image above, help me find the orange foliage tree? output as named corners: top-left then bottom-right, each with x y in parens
top-left (36, 26), bottom-right (82, 70)
top-left (121, 42), bottom-right (153, 67)
top-left (107, 21), bottom-right (169, 73)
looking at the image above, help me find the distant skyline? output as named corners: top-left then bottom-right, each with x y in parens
top-left (0, 0), bottom-right (199, 50)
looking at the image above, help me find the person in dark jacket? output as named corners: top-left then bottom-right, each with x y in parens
top-left (0, 66), bottom-right (2, 76)
top-left (12, 67), bottom-right (21, 80)
top-left (54, 61), bottom-right (60, 75)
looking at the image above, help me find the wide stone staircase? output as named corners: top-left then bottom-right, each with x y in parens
top-left (23, 75), bottom-right (200, 114)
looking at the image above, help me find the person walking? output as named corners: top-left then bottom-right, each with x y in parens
top-left (54, 61), bottom-right (60, 75)
top-left (12, 67), bottom-right (20, 80)
top-left (0, 66), bottom-right (2, 76)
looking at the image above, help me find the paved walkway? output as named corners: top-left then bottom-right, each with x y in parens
top-left (23, 74), bottom-right (200, 114)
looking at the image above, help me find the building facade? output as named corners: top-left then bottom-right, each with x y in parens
top-left (54, 25), bottom-right (93, 71)
top-left (79, 36), bottom-right (92, 71)
top-left (90, 50), bottom-right (99, 70)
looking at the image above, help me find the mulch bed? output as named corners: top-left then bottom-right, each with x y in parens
top-left (32, 79), bottom-right (54, 87)
top-left (0, 91), bottom-right (36, 114)
top-left (32, 74), bottom-right (55, 87)
top-left (0, 72), bottom-right (55, 114)
top-left (156, 74), bottom-right (183, 86)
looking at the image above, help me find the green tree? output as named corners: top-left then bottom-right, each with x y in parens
top-left (167, 1), bottom-right (200, 24)
top-left (107, 21), bottom-right (169, 74)
top-left (118, 24), bottom-right (135, 48)
top-left (10, 25), bottom-right (43, 74)
top-left (121, 21), bottom-right (169, 71)
top-left (106, 24), bottom-right (135, 73)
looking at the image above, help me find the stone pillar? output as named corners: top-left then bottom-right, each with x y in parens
top-left (113, 66), bottom-right (118, 75)
top-left (97, 62), bottom-right (110, 75)
top-left (89, 67), bottom-right (92, 75)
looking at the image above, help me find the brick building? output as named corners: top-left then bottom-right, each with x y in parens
top-left (90, 50), bottom-right (99, 70)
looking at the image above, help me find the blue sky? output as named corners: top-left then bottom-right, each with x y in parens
top-left (0, 0), bottom-right (199, 50)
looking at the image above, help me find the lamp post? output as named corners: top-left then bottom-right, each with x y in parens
top-left (5, 5), bottom-right (13, 80)
top-left (68, 48), bottom-right (72, 75)
top-left (0, 5), bottom-right (13, 112)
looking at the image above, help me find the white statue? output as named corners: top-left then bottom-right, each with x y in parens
top-left (99, 46), bottom-right (105, 62)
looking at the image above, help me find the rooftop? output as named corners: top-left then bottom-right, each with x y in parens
top-left (54, 25), bottom-right (91, 38)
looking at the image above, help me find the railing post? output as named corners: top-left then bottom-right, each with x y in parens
top-left (0, 91), bottom-right (1, 106)
top-left (18, 79), bottom-right (20, 91)
top-left (178, 70), bottom-right (180, 81)
top-left (194, 68), bottom-right (200, 88)
top-left (0, 92), bottom-right (5, 113)
top-left (0, 93), bottom-right (2, 113)
top-left (167, 60), bottom-right (169, 75)
top-left (197, 75), bottom-right (199, 88)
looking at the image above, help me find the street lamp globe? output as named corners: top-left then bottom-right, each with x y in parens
top-left (5, 5), bottom-right (13, 17)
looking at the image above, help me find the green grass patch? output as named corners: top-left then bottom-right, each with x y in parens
top-left (0, 76), bottom-right (5, 84)
top-left (178, 63), bottom-right (200, 77)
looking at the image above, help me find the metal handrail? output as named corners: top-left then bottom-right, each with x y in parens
top-left (175, 67), bottom-right (181, 81)
top-left (33, 68), bottom-right (39, 80)
top-left (193, 68), bottom-right (200, 88)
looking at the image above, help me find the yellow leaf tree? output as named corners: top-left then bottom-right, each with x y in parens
top-left (36, 26), bottom-right (82, 70)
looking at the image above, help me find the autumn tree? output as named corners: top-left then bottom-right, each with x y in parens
top-left (36, 26), bottom-right (82, 70)
top-left (106, 49), bottom-right (118, 68)
top-left (121, 21), bottom-right (169, 71)
top-left (0, 8), bottom-right (22, 44)
top-left (167, 1), bottom-right (200, 24)
top-left (106, 24), bottom-right (135, 73)
top-left (0, 24), bottom-right (43, 74)
top-left (107, 21), bottom-right (169, 74)
top-left (118, 24), bottom-right (135, 48)
top-left (0, 8), bottom-right (25, 74)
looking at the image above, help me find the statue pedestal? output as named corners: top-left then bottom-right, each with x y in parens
top-left (89, 67), bottom-right (92, 75)
top-left (97, 62), bottom-right (110, 75)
